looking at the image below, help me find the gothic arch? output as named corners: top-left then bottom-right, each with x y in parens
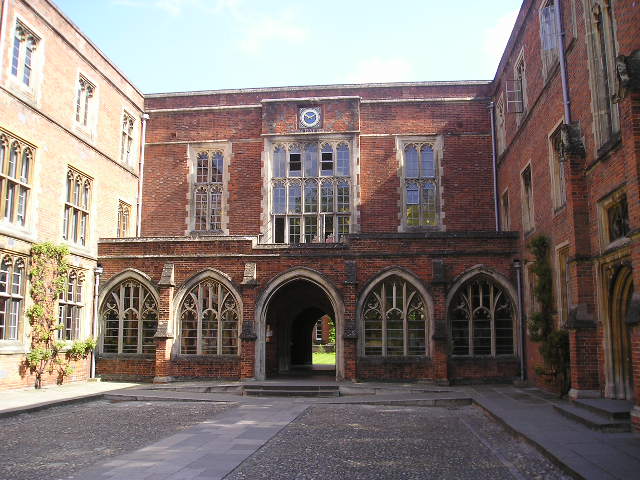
top-left (173, 268), bottom-right (243, 356)
top-left (254, 267), bottom-right (345, 380)
top-left (356, 267), bottom-right (434, 357)
top-left (446, 265), bottom-right (519, 357)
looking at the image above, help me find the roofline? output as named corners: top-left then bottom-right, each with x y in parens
top-left (45, 0), bottom-right (144, 98)
top-left (145, 80), bottom-right (492, 98)
top-left (491, 0), bottom-right (530, 91)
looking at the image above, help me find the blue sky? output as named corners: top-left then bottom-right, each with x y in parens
top-left (54, 0), bottom-right (522, 94)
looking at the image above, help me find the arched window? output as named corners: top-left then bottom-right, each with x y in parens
top-left (1, 133), bottom-right (33, 227)
top-left (179, 279), bottom-right (240, 355)
top-left (193, 149), bottom-right (225, 232)
top-left (63, 170), bottom-right (91, 245)
top-left (0, 256), bottom-right (26, 341)
top-left (101, 280), bottom-right (158, 354)
top-left (449, 276), bottom-right (514, 356)
top-left (401, 141), bottom-right (439, 229)
top-left (58, 271), bottom-right (83, 340)
top-left (362, 276), bottom-right (428, 357)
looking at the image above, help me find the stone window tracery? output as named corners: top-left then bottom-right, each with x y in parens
top-left (76, 76), bottom-right (94, 126)
top-left (58, 271), bottom-right (84, 341)
top-left (63, 169), bottom-right (91, 246)
top-left (362, 276), bottom-right (428, 357)
top-left (11, 22), bottom-right (39, 87)
top-left (120, 113), bottom-right (135, 164)
top-left (193, 150), bottom-right (224, 232)
top-left (449, 276), bottom-right (515, 357)
top-left (0, 255), bottom-right (25, 341)
top-left (270, 140), bottom-right (352, 244)
top-left (1, 131), bottom-right (33, 227)
top-left (117, 201), bottom-right (131, 238)
top-left (101, 280), bottom-right (157, 354)
top-left (179, 279), bottom-right (240, 355)
top-left (401, 142), bottom-right (438, 229)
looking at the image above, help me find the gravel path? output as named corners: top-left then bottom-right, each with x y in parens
top-left (227, 404), bottom-right (571, 480)
top-left (0, 400), bottom-right (232, 480)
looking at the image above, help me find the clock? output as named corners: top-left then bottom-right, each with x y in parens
top-left (299, 107), bottom-right (321, 128)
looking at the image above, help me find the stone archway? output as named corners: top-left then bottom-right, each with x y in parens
top-left (255, 269), bottom-right (345, 381)
top-left (607, 265), bottom-right (634, 400)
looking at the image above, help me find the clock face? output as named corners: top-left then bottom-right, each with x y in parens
top-left (299, 107), bottom-right (321, 128)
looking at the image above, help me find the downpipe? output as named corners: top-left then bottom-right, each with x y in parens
top-left (489, 102), bottom-right (501, 231)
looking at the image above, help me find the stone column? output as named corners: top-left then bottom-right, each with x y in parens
top-left (154, 263), bottom-right (175, 384)
top-left (240, 263), bottom-right (258, 380)
top-left (431, 259), bottom-right (449, 385)
top-left (342, 261), bottom-right (358, 381)
top-left (567, 305), bottom-right (600, 399)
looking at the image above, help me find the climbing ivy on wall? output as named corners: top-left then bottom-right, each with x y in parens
top-left (527, 235), bottom-right (570, 395)
top-left (25, 243), bottom-right (96, 389)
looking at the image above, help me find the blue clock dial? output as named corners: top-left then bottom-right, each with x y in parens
top-left (300, 108), bottom-right (320, 128)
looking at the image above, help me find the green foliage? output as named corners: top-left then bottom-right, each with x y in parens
top-left (24, 242), bottom-right (94, 389)
top-left (527, 235), bottom-right (571, 395)
top-left (328, 318), bottom-right (336, 345)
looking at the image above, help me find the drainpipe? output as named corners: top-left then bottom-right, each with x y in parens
top-left (91, 264), bottom-right (103, 379)
top-left (514, 259), bottom-right (526, 381)
top-left (555, 0), bottom-right (572, 124)
top-left (489, 102), bottom-right (501, 231)
top-left (136, 113), bottom-right (149, 237)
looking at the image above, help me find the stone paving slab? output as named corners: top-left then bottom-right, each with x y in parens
top-left (70, 402), bottom-right (310, 480)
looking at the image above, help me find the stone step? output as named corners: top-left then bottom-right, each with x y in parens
top-left (243, 389), bottom-right (340, 397)
top-left (553, 404), bottom-right (631, 433)
top-left (572, 398), bottom-right (632, 421)
top-left (243, 384), bottom-right (339, 392)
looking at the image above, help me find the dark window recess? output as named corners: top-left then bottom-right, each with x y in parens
top-left (321, 152), bottom-right (333, 175)
top-left (289, 153), bottom-right (301, 175)
top-left (274, 217), bottom-right (285, 243)
top-left (608, 196), bottom-right (629, 242)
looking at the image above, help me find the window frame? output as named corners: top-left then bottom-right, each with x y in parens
top-left (58, 271), bottom-right (84, 341)
top-left (0, 255), bottom-right (26, 342)
top-left (74, 74), bottom-right (96, 130)
top-left (501, 189), bottom-right (510, 231)
top-left (555, 243), bottom-right (571, 328)
top-left (120, 111), bottom-right (136, 165)
top-left (266, 137), bottom-right (355, 244)
top-left (360, 274), bottom-right (430, 358)
top-left (9, 20), bottom-right (40, 92)
top-left (100, 279), bottom-right (158, 355)
top-left (521, 164), bottom-right (535, 233)
top-left (599, 188), bottom-right (630, 248)
top-left (188, 142), bottom-right (230, 234)
top-left (397, 136), bottom-right (442, 232)
top-left (449, 274), bottom-right (516, 357)
top-left (117, 201), bottom-right (131, 238)
top-left (63, 168), bottom-right (92, 247)
top-left (539, 0), bottom-right (560, 80)
top-left (513, 49), bottom-right (528, 123)
top-left (549, 123), bottom-right (567, 211)
top-left (178, 278), bottom-right (241, 356)
top-left (0, 130), bottom-right (34, 229)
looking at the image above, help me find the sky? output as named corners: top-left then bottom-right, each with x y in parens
top-left (53, 0), bottom-right (523, 94)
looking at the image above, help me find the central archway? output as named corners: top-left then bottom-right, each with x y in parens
top-left (255, 268), bottom-right (345, 381)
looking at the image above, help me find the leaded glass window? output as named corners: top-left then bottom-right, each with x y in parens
top-left (449, 276), bottom-right (514, 356)
top-left (179, 279), bottom-right (240, 355)
top-left (101, 280), bottom-right (157, 354)
top-left (403, 143), bottom-right (438, 228)
top-left (0, 256), bottom-right (25, 341)
top-left (1, 131), bottom-right (33, 227)
top-left (271, 140), bottom-right (352, 244)
top-left (121, 113), bottom-right (135, 164)
top-left (58, 271), bottom-right (83, 341)
top-left (362, 276), bottom-right (428, 357)
top-left (193, 150), bottom-right (224, 231)
top-left (10, 22), bottom-right (39, 87)
top-left (63, 169), bottom-right (91, 246)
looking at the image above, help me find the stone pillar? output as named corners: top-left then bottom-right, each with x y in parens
top-left (567, 305), bottom-right (600, 399)
top-left (154, 263), bottom-right (175, 384)
top-left (342, 261), bottom-right (358, 381)
top-left (431, 260), bottom-right (449, 385)
top-left (240, 263), bottom-right (258, 380)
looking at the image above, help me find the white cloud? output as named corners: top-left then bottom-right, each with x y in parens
top-left (482, 10), bottom-right (519, 65)
top-left (237, 9), bottom-right (304, 55)
top-left (345, 57), bottom-right (415, 84)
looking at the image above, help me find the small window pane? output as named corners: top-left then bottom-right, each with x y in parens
top-left (336, 144), bottom-right (350, 176)
top-left (405, 145), bottom-right (419, 178)
top-left (273, 146), bottom-right (286, 178)
top-left (288, 183), bottom-right (302, 214)
top-left (421, 145), bottom-right (434, 177)
top-left (304, 143), bottom-right (318, 177)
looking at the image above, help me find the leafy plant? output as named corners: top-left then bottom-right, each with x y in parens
top-left (527, 235), bottom-right (570, 395)
top-left (24, 243), bottom-right (95, 389)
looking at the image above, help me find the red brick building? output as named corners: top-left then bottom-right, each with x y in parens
top-left (2, 0), bottom-right (640, 431)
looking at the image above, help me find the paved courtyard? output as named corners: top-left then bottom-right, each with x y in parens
top-left (0, 398), bottom-right (570, 480)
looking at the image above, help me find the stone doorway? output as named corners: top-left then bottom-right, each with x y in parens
top-left (255, 271), bottom-right (344, 381)
top-left (607, 265), bottom-right (634, 400)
